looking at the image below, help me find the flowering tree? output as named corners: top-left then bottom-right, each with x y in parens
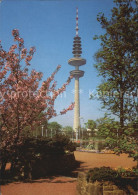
top-left (0, 29), bottom-right (74, 151)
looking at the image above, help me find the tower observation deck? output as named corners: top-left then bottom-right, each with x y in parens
top-left (68, 8), bottom-right (86, 140)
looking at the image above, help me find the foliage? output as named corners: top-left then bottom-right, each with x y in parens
top-left (87, 166), bottom-right (138, 183)
top-left (86, 167), bottom-right (120, 183)
top-left (85, 143), bottom-right (95, 150)
top-left (0, 134), bottom-right (77, 180)
top-left (79, 167), bottom-right (137, 195)
top-left (112, 124), bottom-right (138, 160)
top-left (93, 0), bottom-right (137, 160)
top-left (85, 120), bottom-right (96, 136)
top-left (117, 167), bottom-right (138, 177)
top-left (3, 134), bottom-right (76, 163)
top-left (63, 126), bottom-right (73, 133)
top-left (0, 29), bottom-right (74, 150)
top-left (62, 126), bottom-right (73, 138)
top-left (96, 115), bottom-right (138, 160)
top-left (17, 134), bottom-right (76, 156)
top-left (97, 141), bottom-right (105, 152)
top-left (51, 134), bottom-right (77, 152)
top-left (81, 128), bottom-right (90, 140)
top-left (93, 0), bottom-right (137, 128)
top-left (47, 121), bottom-right (62, 135)
top-left (0, 29), bottom-right (75, 179)
top-left (96, 115), bottom-right (119, 139)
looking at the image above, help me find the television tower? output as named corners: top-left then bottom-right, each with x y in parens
top-left (68, 8), bottom-right (86, 140)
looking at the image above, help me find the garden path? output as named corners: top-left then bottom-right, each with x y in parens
top-left (1, 152), bottom-right (136, 195)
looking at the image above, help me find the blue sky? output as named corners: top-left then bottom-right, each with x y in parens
top-left (0, 0), bottom-right (116, 127)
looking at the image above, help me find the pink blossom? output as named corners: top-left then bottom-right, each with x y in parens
top-left (0, 29), bottom-right (74, 149)
top-left (12, 29), bottom-right (19, 37)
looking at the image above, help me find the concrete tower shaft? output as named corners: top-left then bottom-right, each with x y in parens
top-left (68, 8), bottom-right (86, 139)
top-left (74, 76), bottom-right (80, 132)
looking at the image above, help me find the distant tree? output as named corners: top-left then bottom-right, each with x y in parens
top-left (85, 120), bottom-right (96, 137)
top-left (63, 126), bottom-right (73, 133)
top-left (81, 128), bottom-right (89, 140)
top-left (96, 115), bottom-right (120, 139)
top-left (93, 0), bottom-right (137, 131)
top-left (62, 126), bottom-right (73, 138)
top-left (47, 122), bottom-right (62, 135)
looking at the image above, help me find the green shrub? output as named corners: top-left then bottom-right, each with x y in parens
top-left (9, 134), bottom-right (77, 170)
top-left (52, 134), bottom-right (77, 152)
top-left (86, 144), bottom-right (95, 150)
top-left (117, 167), bottom-right (138, 177)
top-left (1, 134), bottom-right (77, 180)
top-left (13, 134), bottom-right (76, 158)
top-left (86, 167), bottom-right (120, 183)
top-left (78, 171), bottom-right (137, 195)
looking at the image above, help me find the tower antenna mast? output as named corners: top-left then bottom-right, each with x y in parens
top-left (76, 7), bottom-right (79, 37)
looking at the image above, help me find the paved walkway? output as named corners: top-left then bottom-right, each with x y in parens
top-left (1, 152), bottom-right (136, 195)
top-left (1, 177), bottom-right (77, 195)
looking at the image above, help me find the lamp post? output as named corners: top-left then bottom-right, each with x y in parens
top-left (80, 117), bottom-right (84, 141)
top-left (51, 129), bottom-right (52, 138)
top-left (41, 125), bottom-right (44, 137)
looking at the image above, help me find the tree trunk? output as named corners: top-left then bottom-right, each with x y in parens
top-left (120, 92), bottom-right (124, 128)
top-left (24, 161), bottom-right (32, 180)
top-left (10, 160), bottom-right (16, 175)
top-left (0, 160), bottom-right (7, 179)
top-left (119, 77), bottom-right (124, 135)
